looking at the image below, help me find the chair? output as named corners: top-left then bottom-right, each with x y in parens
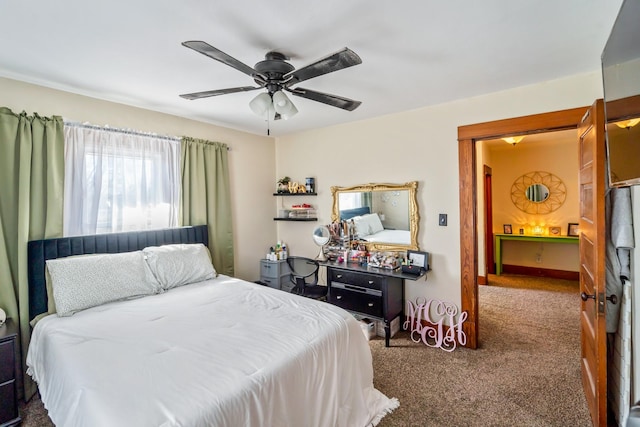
top-left (286, 256), bottom-right (327, 300)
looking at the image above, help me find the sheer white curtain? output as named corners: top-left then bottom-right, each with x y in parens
top-left (63, 123), bottom-right (181, 236)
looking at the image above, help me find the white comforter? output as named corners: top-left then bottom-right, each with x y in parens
top-left (27, 275), bottom-right (397, 427)
top-left (362, 229), bottom-right (411, 245)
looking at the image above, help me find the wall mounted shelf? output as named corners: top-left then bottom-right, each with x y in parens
top-left (273, 192), bottom-right (317, 221)
top-left (273, 193), bottom-right (317, 196)
top-left (273, 218), bottom-right (317, 222)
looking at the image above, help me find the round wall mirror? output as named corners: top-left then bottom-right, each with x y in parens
top-left (525, 183), bottom-right (550, 203)
top-left (511, 171), bottom-right (566, 214)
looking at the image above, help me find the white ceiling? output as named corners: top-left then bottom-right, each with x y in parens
top-left (0, 0), bottom-right (624, 136)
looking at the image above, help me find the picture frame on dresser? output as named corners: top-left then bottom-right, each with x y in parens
top-left (567, 223), bottom-right (580, 237)
top-left (549, 226), bottom-right (561, 236)
top-left (406, 250), bottom-right (429, 271)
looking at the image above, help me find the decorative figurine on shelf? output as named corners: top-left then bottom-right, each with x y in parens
top-left (277, 176), bottom-right (291, 193)
top-left (289, 182), bottom-right (306, 193)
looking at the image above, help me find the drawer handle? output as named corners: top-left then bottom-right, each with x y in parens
top-left (368, 302), bottom-right (374, 307)
top-left (336, 295), bottom-right (342, 300)
top-left (368, 280), bottom-right (374, 284)
top-left (336, 274), bottom-right (343, 279)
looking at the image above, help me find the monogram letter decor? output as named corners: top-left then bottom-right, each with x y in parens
top-left (403, 297), bottom-right (467, 352)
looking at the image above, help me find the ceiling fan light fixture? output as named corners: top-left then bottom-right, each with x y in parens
top-left (272, 91), bottom-right (298, 119)
top-left (249, 92), bottom-right (272, 117)
top-left (615, 118), bottom-right (640, 129)
top-left (502, 136), bottom-right (525, 146)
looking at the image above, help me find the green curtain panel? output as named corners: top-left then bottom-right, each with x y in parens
top-left (180, 137), bottom-right (234, 276)
top-left (0, 107), bottom-right (64, 399)
top-left (362, 192), bottom-right (373, 210)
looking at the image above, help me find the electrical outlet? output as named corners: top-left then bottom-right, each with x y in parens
top-left (439, 214), bottom-right (447, 226)
top-left (535, 254), bottom-right (542, 263)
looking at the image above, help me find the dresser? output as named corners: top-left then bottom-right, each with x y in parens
top-left (324, 262), bottom-right (426, 347)
top-left (0, 318), bottom-right (21, 427)
top-left (259, 259), bottom-right (293, 292)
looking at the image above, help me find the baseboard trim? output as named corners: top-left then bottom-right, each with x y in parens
top-left (478, 275), bottom-right (487, 285)
top-left (501, 264), bottom-right (579, 281)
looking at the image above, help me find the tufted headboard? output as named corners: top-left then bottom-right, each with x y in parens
top-left (339, 207), bottom-right (371, 221)
top-left (27, 225), bottom-right (209, 321)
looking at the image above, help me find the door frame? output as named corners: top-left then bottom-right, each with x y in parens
top-left (457, 106), bottom-right (589, 349)
top-left (483, 165), bottom-right (494, 277)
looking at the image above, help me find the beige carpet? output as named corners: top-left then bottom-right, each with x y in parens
top-left (19, 274), bottom-right (588, 426)
top-left (372, 274), bottom-right (590, 427)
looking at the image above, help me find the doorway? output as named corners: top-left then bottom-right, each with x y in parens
top-left (456, 106), bottom-right (588, 349)
top-left (478, 130), bottom-right (581, 281)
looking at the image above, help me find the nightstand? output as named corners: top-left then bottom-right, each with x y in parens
top-left (0, 318), bottom-right (21, 426)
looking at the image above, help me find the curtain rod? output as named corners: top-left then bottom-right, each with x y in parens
top-left (64, 121), bottom-right (180, 143)
top-left (63, 121), bottom-right (231, 150)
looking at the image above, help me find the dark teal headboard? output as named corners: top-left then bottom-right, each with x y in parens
top-left (339, 207), bottom-right (371, 220)
top-left (27, 225), bottom-right (208, 320)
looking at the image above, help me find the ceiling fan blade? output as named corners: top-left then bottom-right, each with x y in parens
top-left (285, 47), bottom-right (362, 85)
top-left (182, 41), bottom-right (256, 77)
top-left (288, 87), bottom-right (361, 111)
top-left (180, 86), bottom-right (261, 100)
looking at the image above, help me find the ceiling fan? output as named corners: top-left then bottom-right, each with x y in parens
top-left (179, 41), bottom-right (362, 120)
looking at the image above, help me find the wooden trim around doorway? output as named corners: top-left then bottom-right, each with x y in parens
top-left (457, 106), bottom-right (588, 349)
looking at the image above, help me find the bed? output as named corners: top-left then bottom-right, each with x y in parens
top-left (346, 212), bottom-right (411, 246)
top-left (26, 226), bottom-right (398, 427)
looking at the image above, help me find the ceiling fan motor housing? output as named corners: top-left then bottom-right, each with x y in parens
top-left (254, 52), bottom-right (295, 93)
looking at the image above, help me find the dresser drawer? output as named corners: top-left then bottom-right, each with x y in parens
top-left (260, 261), bottom-right (279, 278)
top-left (260, 260), bottom-right (290, 279)
top-left (328, 269), bottom-right (382, 291)
top-left (0, 340), bottom-right (14, 384)
top-left (329, 287), bottom-right (383, 318)
top-left (0, 379), bottom-right (17, 423)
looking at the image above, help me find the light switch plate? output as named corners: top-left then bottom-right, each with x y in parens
top-left (439, 214), bottom-right (447, 226)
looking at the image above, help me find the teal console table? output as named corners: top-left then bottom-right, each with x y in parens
top-left (494, 233), bottom-right (579, 275)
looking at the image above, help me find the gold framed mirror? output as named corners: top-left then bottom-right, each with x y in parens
top-left (510, 171), bottom-right (566, 214)
top-left (330, 181), bottom-right (419, 251)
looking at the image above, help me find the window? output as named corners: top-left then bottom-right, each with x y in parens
top-left (338, 192), bottom-right (363, 210)
top-left (63, 124), bottom-right (180, 236)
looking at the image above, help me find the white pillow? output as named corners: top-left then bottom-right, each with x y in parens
top-left (353, 213), bottom-right (384, 237)
top-left (352, 215), bottom-right (372, 237)
top-left (46, 251), bottom-right (160, 316)
top-left (366, 213), bottom-right (384, 234)
top-left (143, 243), bottom-right (216, 290)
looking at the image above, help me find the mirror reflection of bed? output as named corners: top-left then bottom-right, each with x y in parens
top-left (331, 182), bottom-right (419, 250)
top-left (339, 205), bottom-right (410, 245)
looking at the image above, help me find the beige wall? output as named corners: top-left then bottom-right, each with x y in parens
top-left (0, 76), bottom-right (275, 281)
top-left (487, 136), bottom-right (580, 272)
top-left (276, 71), bottom-right (603, 307)
top-left (1, 70), bottom-right (605, 307)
